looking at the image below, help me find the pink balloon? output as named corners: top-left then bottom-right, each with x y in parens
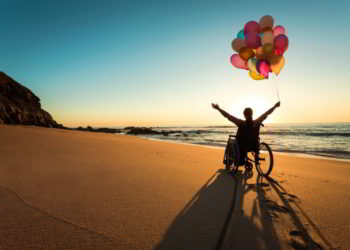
top-left (256, 60), bottom-right (270, 78)
top-left (244, 21), bottom-right (261, 35)
top-left (273, 25), bottom-right (285, 37)
top-left (274, 34), bottom-right (289, 53)
top-left (244, 32), bottom-right (261, 49)
top-left (230, 54), bottom-right (248, 70)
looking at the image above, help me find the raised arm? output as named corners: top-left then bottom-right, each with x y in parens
top-left (211, 103), bottom-right (242, 126)
top-left (256, 102), bottom-right (280, 123)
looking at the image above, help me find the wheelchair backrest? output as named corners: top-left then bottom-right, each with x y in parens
top-left (236, 122), bottom-right (261, 147)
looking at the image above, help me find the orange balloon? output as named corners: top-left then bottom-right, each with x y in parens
top-left (260, 27), bottom-right (273, 33)
top-left (239, 47), bottom-right (255, 60)
top-left (255, 46), bottom-right (264, 60)
top-left (261, 30), bottom-right (274, 45)
top-left (259, 15), bottom-right (274, 29)
top-left (262, 43), bottom-right (275, 60)
top-left (231, 38), bottom-right (246, 53)
top-left (269, 55), bottom-right (285, 75)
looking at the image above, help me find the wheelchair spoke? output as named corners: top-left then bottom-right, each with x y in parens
top-left (255, 142), bottom-right (274, 177)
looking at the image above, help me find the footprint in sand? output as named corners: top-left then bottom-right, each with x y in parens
top-left (289, 230), bottom-right (303, 236)
top-left (259, 199), bottom-right (289, 221)
top-left (289, 230), bottom-right (323, 250)
top-left (264, 212), bottom-right (280, 220)
top-left (259, 183), bottom-right (270, 187)
top-left (265, 200), bottom-right (290, 213)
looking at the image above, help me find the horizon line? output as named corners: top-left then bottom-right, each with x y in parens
top-left (63, 121), bottom-right (350, 128)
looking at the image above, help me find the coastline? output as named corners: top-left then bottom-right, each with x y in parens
top-left (60, 123), bottom-right (350, 160)
top-left (141, 135), bottom-right (350, 163)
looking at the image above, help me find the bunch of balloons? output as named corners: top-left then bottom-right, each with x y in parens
top-left (230, 15), bottom-right (288, 80)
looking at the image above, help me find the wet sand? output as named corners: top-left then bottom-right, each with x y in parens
top-left (0, 125), bottom-right (349, 249)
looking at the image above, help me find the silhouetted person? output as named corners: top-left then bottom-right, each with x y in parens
top-left (212, 102), bottom-right (280, 165)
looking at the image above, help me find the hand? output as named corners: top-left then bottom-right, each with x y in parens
top-left (275, 102), bottom-right (280, 108)
top-left (211, 103), bottom-right (220, 110)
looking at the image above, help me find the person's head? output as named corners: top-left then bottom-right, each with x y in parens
top-left (243, 107), bottom-right (253, 121)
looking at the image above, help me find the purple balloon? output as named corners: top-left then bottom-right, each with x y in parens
top-left (230, 54), bottom-right (248, 70)
top-left (274, 34), bottom-right (289, 52)
top-left (244, 21), bottom-right (261, 35)
top-left (256, 60), bottom-right (270, 78)
top-left (244, 32), bottom-right (261, 49)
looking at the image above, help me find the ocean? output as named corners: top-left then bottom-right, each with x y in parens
top-left (129, 123), bottom-right (350, 160)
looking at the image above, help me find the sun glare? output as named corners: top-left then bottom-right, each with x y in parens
top-left (229, 96), bottom-right (270, 121)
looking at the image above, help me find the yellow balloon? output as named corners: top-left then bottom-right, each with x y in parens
top-left (269, 55), bottom-right (285, 75)
top-left (247, 58), bottom-right (258, 73)
top-left (249, 70), bottom-right (266, 80)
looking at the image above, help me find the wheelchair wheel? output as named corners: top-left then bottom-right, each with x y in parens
top-left (255, 142), bottom-right (273, 177)
top-left (224, 141), bottom-right (240, 175)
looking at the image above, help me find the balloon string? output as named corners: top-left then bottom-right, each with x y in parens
top-left (273, 73), bottom-right (280, 102)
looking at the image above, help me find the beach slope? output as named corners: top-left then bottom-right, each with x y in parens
top-left (0, 125), bottom-right (349, 249)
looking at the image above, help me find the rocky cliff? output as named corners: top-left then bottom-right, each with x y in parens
top-left (0, 72), bottom-right (61, 127)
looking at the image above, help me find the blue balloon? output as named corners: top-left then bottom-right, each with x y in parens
top-left (237, 29), bottom-right (245, 39)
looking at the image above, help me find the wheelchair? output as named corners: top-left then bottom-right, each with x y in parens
top-left (223, 134), bottom-right (274, 177)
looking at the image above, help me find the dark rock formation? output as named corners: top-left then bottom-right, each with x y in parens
top-left (73, 126), bottom-right (121, 134)
top-left (126, 127), bottom-right (165, 136)
top-left (124, 126), bottom-right (136, 130)
top-left (124, 127), bottom-right (184, 137)
top-left (0, 72), bottom-right (61, 127)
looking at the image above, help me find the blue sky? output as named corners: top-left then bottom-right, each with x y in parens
top-left (1, 0), bottom-right (350, 126)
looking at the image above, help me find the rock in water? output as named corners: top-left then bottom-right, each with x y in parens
top-left (0, 72), bottom-right (61, 127)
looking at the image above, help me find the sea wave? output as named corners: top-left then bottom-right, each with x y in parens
top-left (191, 142), bottom-right (350, 159)
top-left (139, 123), bottom-right (350, 159)
top-left (260, 131), bottom-right (350, 137)
top-left (168, 129), bottom-right (350, 138)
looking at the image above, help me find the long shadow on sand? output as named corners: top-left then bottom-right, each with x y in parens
top-left (220, 170), bottom-right (283, 250)
top-left (155, 168), bottom-right (332, 250)
top-left (154, 169), bottom-right (283, 250)
top-left (154, 169), bottom-right (236, 250)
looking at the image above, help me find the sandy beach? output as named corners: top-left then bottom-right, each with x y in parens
top-left (0, 125), bottom-right (349, 249)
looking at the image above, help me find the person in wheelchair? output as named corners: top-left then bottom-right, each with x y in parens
top-left (212, 102), bottom-right (280, 165)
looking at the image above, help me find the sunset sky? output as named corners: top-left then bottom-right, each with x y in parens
top-left (1, 0), bottom-right (349, 126)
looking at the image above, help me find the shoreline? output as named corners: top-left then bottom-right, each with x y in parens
top-left (2, 124), bottom-right (349, 162)
top-left (60, 124), bottom-right (350, 161)
top-left (140, 135), bottom-right (350, 163)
